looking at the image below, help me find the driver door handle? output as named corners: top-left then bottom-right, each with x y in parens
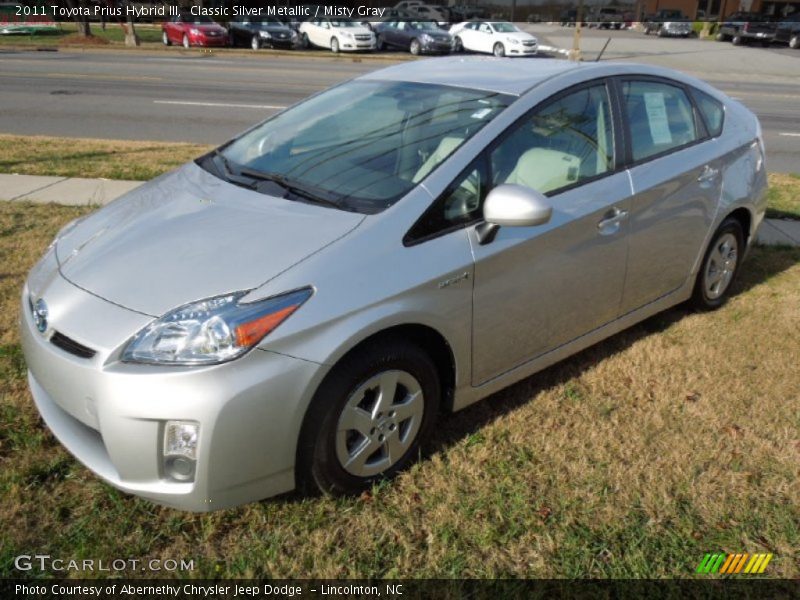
top-left (597, 207), bottom-right (629, 234)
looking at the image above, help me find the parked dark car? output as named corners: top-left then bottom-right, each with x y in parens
top-left (774, 12), bottom-right (800, 48)
top-left (228, 18), bottom-right (297, 50)
top-left (643, 9), bottom-right (692, 37)
top-left (716, 12), bottom-right (775, 45)
top-left (375, 20), bottom-right (452, 54)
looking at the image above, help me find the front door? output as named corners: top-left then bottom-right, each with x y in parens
top-left (469, 82), bottom-right (631, 385)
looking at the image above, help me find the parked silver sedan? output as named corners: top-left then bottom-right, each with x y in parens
top-left (21, 57), bottom-right (767, 511)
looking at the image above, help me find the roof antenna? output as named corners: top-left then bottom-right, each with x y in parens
top-left (596, 38), bottom-right (612, 62)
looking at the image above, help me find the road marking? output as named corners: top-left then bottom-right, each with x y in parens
top-left (153, 100), bottom-right (287, 110)
top-left (0, 71), bottom-right (161, 81)
top-left (778, 132), bottom-right (800, 137)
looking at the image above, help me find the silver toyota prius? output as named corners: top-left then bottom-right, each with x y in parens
top-left (21, 57), bottom-right (767, 511)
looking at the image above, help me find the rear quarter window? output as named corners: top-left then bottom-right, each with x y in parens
top-left (691, 89), bottom-right (725, 138)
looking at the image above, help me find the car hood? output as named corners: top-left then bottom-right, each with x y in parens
top-left (337, 26), bottom-right (373, 35)
top-left (55, 163), bottom-right (364, 317)
top-left (422, 30), bottom-right (451, 39)
top-left (503, 31), bottom-right (536, 42)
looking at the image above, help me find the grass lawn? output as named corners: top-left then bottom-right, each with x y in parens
top-left (0, 135), bottom-right (798, 221)
top-left (0, 135), bottom-right (212, 181)
top-left (0, 23), bottom-right (163, 47)
top-left (0, 201), bottom-right (798, 578)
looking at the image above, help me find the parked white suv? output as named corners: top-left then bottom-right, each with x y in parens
top-left (450, 21), bottom-right (538, 57)
top-left (299, 18), bottom-right (376, 53)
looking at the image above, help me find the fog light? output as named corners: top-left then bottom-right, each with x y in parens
top-left (164, 421), bottom-right (198, 482)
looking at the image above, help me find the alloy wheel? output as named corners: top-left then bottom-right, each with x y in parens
top-left (493, 42), bottom-right (505, 57)
top-left (331, 37), bottom-right (339, 53)
top-left (335, 370), bottom-right (424, 478)
top-left (410, 39), bottom-right (421, 55)
top-left (182, 34), bottom-right (189, 49)
top-left (251, 35), bottom-right (260, 51)
top-left (704, 232), bottom-right (738, 300)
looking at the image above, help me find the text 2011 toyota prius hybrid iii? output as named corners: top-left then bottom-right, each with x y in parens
top-left (22, 58), bottom-right (766, 511)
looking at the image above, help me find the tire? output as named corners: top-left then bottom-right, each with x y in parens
top-left (410, 38), bottom-right (421, 55)
top-left (182, 34), bottom-right (190, 49)
top-left (454, 36), bottom-right (463, 52)
top-left (162, 31), bottom-right (171, 46)
top-left (657, 27), bottom-right (666, 37)
top-left (790, 34), bottom-right (800, 49)
top-left (331, 36), bottom-right (339, 53)
top-left (493, 42), bottom-right (505, 57)
top-left (301, 33), bottom-right (309, 49)
top-left (296, 338), bottom-right (441, 496)
top-left (690, 217), bottom-right (745, 311)
top-left (715, 32), bottom-right (728, 42)
top-left (732, 34), bottom-right (743, 45)
top-left (376, 35), bottom-right (385, 51)
top-left (251, 35), bottom-right (260, 51)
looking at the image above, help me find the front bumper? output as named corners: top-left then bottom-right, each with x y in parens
top-left (20, 276), bottom-right (325, 511)
top-left (508, 44), bottom-right (538, 56)
top-left (421, 39), bottom-right (453, 54)
top-left (192, 33), bottom-right (228, 47)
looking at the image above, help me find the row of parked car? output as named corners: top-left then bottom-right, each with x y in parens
top-left (161, 13), bottom-right (539, 57)
top-left (715, 12), bottom-right (800, 48)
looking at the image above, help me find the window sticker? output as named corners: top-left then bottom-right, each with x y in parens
top-left (471, 107), bottom-right (492, 119)
top-left (643, 92), bottom-right (673, 145)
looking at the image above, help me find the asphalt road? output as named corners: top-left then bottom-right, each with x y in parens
top-left (0, 32), bottom-right (798, 172)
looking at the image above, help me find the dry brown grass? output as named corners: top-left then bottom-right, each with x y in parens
top-left (0, 201), bottom-right (798, 578)
top-left (0, 135), bottom-right (212, 182)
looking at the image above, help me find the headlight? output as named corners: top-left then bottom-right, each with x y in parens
top-left (122, 288), bottom-right (313, 365)
top-left (259, 30), bottom-right (272, 38)
top-left (508, 37), bottom-right (521, 44)
top-left (189, 28), bottom-right (201, 35)
top-left (341, 31), bottom-right (354, 39)
top-left (420, 33), bottom-right (433, 43)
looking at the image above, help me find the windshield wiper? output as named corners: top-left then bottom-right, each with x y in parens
top-left (237, 167), bottom-right (342, 210)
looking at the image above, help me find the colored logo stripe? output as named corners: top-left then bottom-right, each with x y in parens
top-left (697, 553), bottom-right (773, 574)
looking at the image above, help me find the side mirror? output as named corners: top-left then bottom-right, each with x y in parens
top-left (477, 184), bottom-right (552, 245)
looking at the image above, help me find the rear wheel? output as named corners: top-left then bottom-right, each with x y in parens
top-left (790, 34), bottom-right (800, 49)
top-left (331, 36), bottom-right (340, 53)
top-left (732, 34), bottom-right (743, 45)
top-left (296, 338), bottom-right (440, 496)
top-left (162, 31), bottom-right (171, 46)
top-left (493, 42), bottom-right (505, 56)
top-left (376, 34), bottom-right (385, 50)
top-left (691, 218), bottom-right (744, 311)
top-left (182, 34), bottom-right (190, 49)
top-left (410, 38), bottom-right (421, 55)
top-left (454, 36), bottom-right (463, 52)
top-left (715, 32), bottom-right (728, 41)
top-left (301, 33), bottom-right (310, 49)
top-left (251, 35), bottom-right (260, 51)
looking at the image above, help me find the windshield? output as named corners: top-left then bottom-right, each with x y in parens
top-left (331, 20), bottom-right (361, 28)
top-left (490, 22), bottom-right (519, 32)
top-left (183, 15), bottom-right (213, 25)
top-left (252, 19), bottom-right (285, 27)
top-left (411, 21), bottom-right (440, 30)
top-left (209, 80), bottom-right (512, 214)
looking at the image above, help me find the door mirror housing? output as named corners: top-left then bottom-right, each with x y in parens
top-left (478, 184), bottom-right (553, 245)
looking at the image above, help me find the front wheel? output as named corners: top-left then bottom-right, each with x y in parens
top-left (182, 34), bottom-right (190, 49)
top-left (410, 38), bottom-right (421, 55)
top-left (301, 33), bottom-right (310, 49)
top-left (493, 42), bottom-right (505, 57)
top-left (296, 339), bottom-right (441, 496)
top-left (376, 34), bottom-right (385, 51)
top-left (690, 218), bottom-right (744, 311)
top-left (790, 34), bottom-right (800, 49)
top-left (331, 36), bottom-right (339, 53)
top-left (162, 31), bottom-right (171, 46)
top-left (453, 36), bottom-right (463, 52)
top-left (251, 35), bottom-right (260, 51)
top-left (732, 34), bottom-right (743, 45)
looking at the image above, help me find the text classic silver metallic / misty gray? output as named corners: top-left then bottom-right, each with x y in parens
top-left (21, 57), bottom-right (767, 511)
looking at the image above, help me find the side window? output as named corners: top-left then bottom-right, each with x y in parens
top-left (690, 88), bottom-right (724, 138)
top-left (479, 23), bottom-right (492, 33)
top-left (490, 84), bottom-right (614, 195)
top-left (404, 158), bottom-right (487, 244)
top-left (622, 80), bottom-right (698, 162)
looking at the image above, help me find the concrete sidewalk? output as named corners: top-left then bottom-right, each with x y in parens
top-left (1, 173), bottom-right (798, 247)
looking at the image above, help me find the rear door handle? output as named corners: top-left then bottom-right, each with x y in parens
top-left (597, 207), bottom-right (629, 234)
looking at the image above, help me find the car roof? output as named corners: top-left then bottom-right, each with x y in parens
top-left (360, 57), bottom-right (588, 96)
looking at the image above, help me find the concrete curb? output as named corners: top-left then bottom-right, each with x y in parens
top-left (0, 173), bottom-right (798, 247)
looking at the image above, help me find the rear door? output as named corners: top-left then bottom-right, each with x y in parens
top-left (616, 77), bottom-right (722, 313)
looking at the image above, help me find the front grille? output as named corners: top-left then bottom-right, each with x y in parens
top-left (50, 331), bottom-right (96, 359)
top-left (354, 34), bottom-right (372, 41)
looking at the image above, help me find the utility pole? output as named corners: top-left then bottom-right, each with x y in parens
top-left (570, 0), bottom-right (583, 61)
